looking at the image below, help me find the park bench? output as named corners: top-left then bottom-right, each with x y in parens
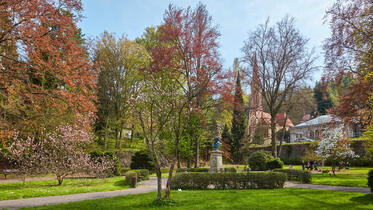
top-left (2, 169), bottom-right (18, 179)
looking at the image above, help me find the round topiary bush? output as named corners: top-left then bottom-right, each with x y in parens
top-left (130, 150), bottom-right (155, 172)
top-left (267, 158), bottom-right (284, 170)
top-left (248, 150), bottom-right (274, 171)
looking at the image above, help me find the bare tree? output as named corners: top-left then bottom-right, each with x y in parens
top-left (242, 16), bottom-right (317, 157)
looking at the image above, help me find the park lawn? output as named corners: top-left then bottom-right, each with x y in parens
top-left (0, 176), bottom-right (129, 200)
top-left (283, 165), bottom-right (372, 174)
top-left (312, 173), bottom-right (369, 188)
top-left (24, 188), bottom-right (373, 210)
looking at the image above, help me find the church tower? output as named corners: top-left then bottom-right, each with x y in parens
top-left (250, 53), bottom-right (262, 111)
top-left (248, 53), bottom-right (263, 138)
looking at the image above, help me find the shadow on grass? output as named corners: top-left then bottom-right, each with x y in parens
top-left (350, 194), bottom-right (373, 205)
top-left (113, 179), bottom-right (127, 187)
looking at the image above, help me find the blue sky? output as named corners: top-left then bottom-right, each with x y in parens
top-left (78, 0), bottom-right (334, 82)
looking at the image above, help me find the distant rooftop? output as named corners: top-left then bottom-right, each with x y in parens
top-left (293, 115), bottom-right (341, 128)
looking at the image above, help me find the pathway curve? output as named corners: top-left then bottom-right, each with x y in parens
top-left (0, 177), bottom-right (167, 210)
top-left (285, 182), bottom-right (371, 193)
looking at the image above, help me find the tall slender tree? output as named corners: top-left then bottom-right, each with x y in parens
top-left (230, 68), bottom-right (246, 163)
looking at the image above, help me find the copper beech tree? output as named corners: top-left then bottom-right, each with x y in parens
top-left (0, 0), bottom-right (96, 143)
top-left (324, 0), bottom-right (373, 136)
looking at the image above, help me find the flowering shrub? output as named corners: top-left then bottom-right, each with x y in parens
top-left (315, 125), bottom-right (358, 175)
top-left (3, 125), bottom-right (114, 185)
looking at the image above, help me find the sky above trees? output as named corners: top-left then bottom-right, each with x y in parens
top-left (79, 0), bottom-right (333, 82)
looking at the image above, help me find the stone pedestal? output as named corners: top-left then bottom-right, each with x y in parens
top-left (209, 150), bottom-right (223, 173)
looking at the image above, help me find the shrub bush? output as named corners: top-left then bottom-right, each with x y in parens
top-left (128, 169), bottom-right (149, 181)
top-left (267, 158), bottom-right (284, 170)
top-left (171, 172), bottom-right (286, 190)
top-left (124, 172), bottom-right (137, 187)
top-left (368, 169), bottom-right (373, 193)
top-left (273, 169), bottom-right (312, 183)
top-left (224, 167), bottom-right (237, 173)
top-left (130, 150), bottom-right (155, 172)
top-left (248, 150), bottom-right (275, 171)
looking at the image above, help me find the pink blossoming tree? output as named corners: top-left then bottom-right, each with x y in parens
top-left (4, 125), bottom-right (114, 185)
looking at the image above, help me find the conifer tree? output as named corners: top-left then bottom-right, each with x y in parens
top-left (230, 67), bottom-right (246, 163)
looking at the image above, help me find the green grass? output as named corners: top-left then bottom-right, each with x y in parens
top-left (23, 188), bottom-right (373, 210)
top-left (0, 176), bottom-right (129, 200)
top-left (283, 165), bottom-right (372, 174)
top-left (311, 173), bottom-right (369, 188)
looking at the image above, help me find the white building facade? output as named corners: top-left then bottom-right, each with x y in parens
top-left (290, 115), bottom-right (362, 143)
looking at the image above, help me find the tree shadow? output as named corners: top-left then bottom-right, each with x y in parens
top-left (350, 194), bottom-right (373, 205)
top-left (114, 179), bottom-right (127, 187)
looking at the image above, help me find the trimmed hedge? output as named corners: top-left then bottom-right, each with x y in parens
top-left (368, 169), bottom-right (373, 193)
top-left (121, 168), bottom-right (131, 175)
top-left (273, 169), bottom-right (312, 183)
top-left (124, 172), bottom-right (137, 187)
top-left (171, 172), bottom-right (286, 190)
top-left (224, 167), bottom-right (237, 173)
top-left (127, 169), bottom-right (149, 181)
top-left (176, 168), bottom-right (209, 173)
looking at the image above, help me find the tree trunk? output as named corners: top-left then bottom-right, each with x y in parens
top-left (277, 114), bottom-right (288, 156)
top-left (156, 168), bottom-right (162, 200)
top-left (164, 156), bottom-right (177, 200)
top-left (104, 118), bottom-right (109, 150)
top-left (270, 116), bottom-right (277, 157)
top-left (57, 175), bottom-right (64, 185)
top-left (194, 138), bottom-right (199, 168)
top-left (332, 161), bottom-right (336, 176)
top-left (177, 152), bottom-right (181, 168)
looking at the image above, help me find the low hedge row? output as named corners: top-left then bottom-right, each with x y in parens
top-left (176, 168), bottom-right (209, 173)
top-left (368, 169), bottom-right (373, 193)
top-left (171, 172), bottom-right (286, 190)
top-left (224, 167), bottom-right (237, 173)
top-left (273, 169), bottom-right (312, 183)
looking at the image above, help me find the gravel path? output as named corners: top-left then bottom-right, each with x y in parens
top-left (0, 177), bottom-right (167, 210)
top-left (285, 182), bottom-right (371, 193)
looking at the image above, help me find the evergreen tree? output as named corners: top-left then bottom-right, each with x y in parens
top-left (314, 81), bottom-right (334, 115)
top-left (221, 124), bottom-right (232, 161)
top-left (230, 68), bottom-right (246, 163)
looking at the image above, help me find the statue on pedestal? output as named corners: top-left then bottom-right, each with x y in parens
top-left (210, 137), bottom-right (223, 172)
top-left (212, 136), bottom-right (222, 151)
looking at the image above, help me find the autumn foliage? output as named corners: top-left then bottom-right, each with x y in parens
top-left (0, 0), bottom-right (96, 143)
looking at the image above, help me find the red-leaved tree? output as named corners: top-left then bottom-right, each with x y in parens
top-left (0, 0), bottom-right (96, 143)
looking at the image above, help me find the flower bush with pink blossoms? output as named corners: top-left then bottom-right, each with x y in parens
top-left (3, 125), bottom-right (114, 185)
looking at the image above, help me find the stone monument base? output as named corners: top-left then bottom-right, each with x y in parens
top-left (209, 150), bottom-right (223, 173)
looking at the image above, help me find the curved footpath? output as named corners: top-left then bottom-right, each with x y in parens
top-left (0, 178), bottom-right (370, 209)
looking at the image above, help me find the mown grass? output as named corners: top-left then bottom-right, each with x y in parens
top-left (311, 173), bottom-right (369, 188)
top-left (24, 188), bottom-right (373, 210)
top-left (0, 176), bottom-right (129, 200)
